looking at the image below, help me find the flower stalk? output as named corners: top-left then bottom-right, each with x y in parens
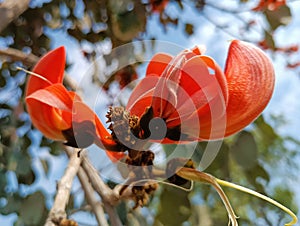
top-left (177, 167), bottom-right (238, 226)
top-left (177, 167), bottom-right (298, 226)
top-left (216, 178), bottom-right (298, 226)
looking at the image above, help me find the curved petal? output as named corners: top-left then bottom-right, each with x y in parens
top-left (146, 53), bottom-right (173, 77)
top-left (126, 76), bottom-right (159, 117)
top-left (26, 100), bottom-right (70, 140)
top-left (151, 52), bottom-right (188, 118)
top-left (200, 56), bottom-right (228, 104)
top-left (223, 40), bottom-right (275, 137)
top-left (26, 46), bottom-right (66, 96)
top-left (176, 56), bottom-right (228, 140)
top-left (167, 56), bottom-right (226, 127)
top-left (72, 101), bottom-right (124, 161)
top-left (26, 84), bottom-right (73, 111)
top-left (72, 101), bottom-right (111, 140)
top-left (26, 83), bottom-right (74, 140)
top-left (104, 151), bottom-right (125, 162)
top-left (176, 56), bottom-right (212, 109)
top-left (191, 45), bottom-right (206, 55)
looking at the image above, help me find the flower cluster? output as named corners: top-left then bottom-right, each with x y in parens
top-left (25, 40), bottom-right (274, 161)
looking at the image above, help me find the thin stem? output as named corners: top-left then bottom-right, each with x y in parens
top-left (65, 147), bottom-right (109, 226)
top-left (126, 178), bottom-right (194, 192)
top-left (16, 67), bottom-right (52, 85)
top-left (216, 179), bottom-right (298, 226)
top-left (0, 47), bottom-right (39, 66)
top-left (77, 167), bottom-right (109, 226)
top-left (201, 12), bottom-right (241, 40)
top-left (0, 47), bottom-right (78, 91)
top-left (204, 1), bottom-right (252, 14)
top-left (80, 155), bottom-right (122, 226)
top-left (177, 168), bottom-right (238, 226)
top-left (44, 151), bottom-right (82, 226)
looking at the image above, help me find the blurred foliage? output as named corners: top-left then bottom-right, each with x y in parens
top-left (0, 0), bottom-right (300, 225)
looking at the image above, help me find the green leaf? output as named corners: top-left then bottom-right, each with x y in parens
top-left (244, 163), bottom-right (270, 190)
top-left (41, 137), bottom-right (63, 156)
top-left (263, 31), bottom-right (276, 50)
top-left (116, 201), bottom-right (129, 225)
top-left (162, 144), bottom-right (178, 157)
top-left (0, 170), bottom-right (7, 196)
top-left (19, 191), bottom-right (46, 226)
top-left (0, 194), bottom-right (22, 215)
top-left (204, 142), bottom-right (230, 179)
top-left (184, 23), bottom-right (194, 36)
top-left (17, 169), bottom-right (35, 185)
top-left (254, 116), bottom-right (278, 147)
top-left (111, 1), bottom-right (146, 42)
top-left (265, 5), bottom-right (292, 31)
top-left (13, 152), bottom-right (35, 185)
top-left (231, 131), bottom-right (258, 170)
top-left (20, 135), bottom-right (32, 151)
top-left (155, 186), bottom-right (191, 226)
top-left (273, 187), bottom-right (298, 212)
top-left (15, 154), bottom-right (31, 176)
top-left (0, 74), bottom-right (6, 88)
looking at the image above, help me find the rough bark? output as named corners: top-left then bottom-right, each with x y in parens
top-left (0, 0), bottom-right (30, 33)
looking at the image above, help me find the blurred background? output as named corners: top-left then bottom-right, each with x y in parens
top-left (1, 0), bottom-right (300, 225)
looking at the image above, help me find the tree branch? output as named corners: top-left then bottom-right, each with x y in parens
top-left (77, 167), bottom-right (110, 226)
top-left (0, 48), bottom-right (39, 67)
top-left (0, 0), bottom-right (30, 32)
top-left (0, 46), bottom-right (125, 225)
top-left (64, 147), bottom-right (110, 226)
top-left (44, 150), bottom-right (82, 226)
top-left (81, 155), bottom-right (123, 226)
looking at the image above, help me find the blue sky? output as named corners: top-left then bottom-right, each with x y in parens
top-left (49, 0), bottom-right (300, 223)
top-left (1, 0), bottom-right (300, 225)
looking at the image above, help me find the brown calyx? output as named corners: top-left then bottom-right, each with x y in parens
top-left (106, 106), bottom-right (158, 208)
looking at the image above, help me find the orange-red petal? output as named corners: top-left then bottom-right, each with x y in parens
top-left (151, 52), bottom-right (188, 118)
top-left (128, 53), bottom-right (174, 117)
top-left (26, 84), bottom-right (73, 111)
top-left (126, 76), bottom-right (159, 117)
top-left (167, 56), bottom-right (227, 140)
top-left (146, 53), bottom-right (173, 77)
top-left (223, 40), bottom-right (275, 137)
top-left (72, 101), bottom-right (124, 161)
top-left (26, 46), bottom-right (66, 96)
top-left (26, 83), bottom-right (74, 140)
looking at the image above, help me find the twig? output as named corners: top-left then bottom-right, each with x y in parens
top-left (204, 1), bottom-right (252, 14)
top-left (0, 48), bottom-right (39, 66)
top-left (78, 167), bottom-right (109, 226)
top-left (201, 12), bottom-right (241, 40)
top-left (0, 0), bottom-right (30, 32)
top-left (81, 156), bottom-right (119, 205)
top-left (1, 46), bottom-right (122, 225)
top-left (203, 1), bottom-right (271, 42)
top-left (81, 155), bottom-right (123, 226)
top-left (44, 150), bottom-right (82, 226)
top-left (65, 148), bottom-right (109, 226)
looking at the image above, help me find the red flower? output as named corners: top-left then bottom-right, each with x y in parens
top-left (126, 40), bottom-right (275, 142)
top-left (150, 0), bottom-right (169, 13)
top-left (25, 47), bottom-right (124, 161)
top-left (252, 0), bottom-right (286, 11)
top-left (25, 40), bottom-right (274, 161)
